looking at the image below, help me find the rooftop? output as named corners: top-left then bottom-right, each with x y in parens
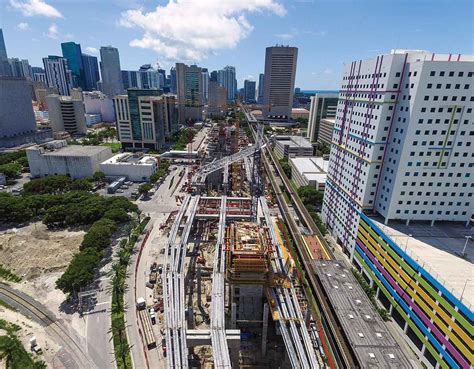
top-left (101, 153), bottom-right (158, 166)
top-left (275, 135), bottom-right (312, 148)
top-left (291, 108), bottom-right (310, 113)
top-left (370, 217), bottom-right (474, 308)
top-left (27, 140), bottom-right (111, 157)
top-left (290, 156), bottom-right (329, 183)
top-left (313, 260), bottom-right (413, 369)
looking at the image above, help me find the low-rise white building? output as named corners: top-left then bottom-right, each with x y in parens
top-left (27, 140), bottom-right (113, 179)
top-left (274, 135), bottom-right (313, 159)
top-left (100, 153), bottom-right (158, 182)
top-left (289, 156), bottom-right (329, 191)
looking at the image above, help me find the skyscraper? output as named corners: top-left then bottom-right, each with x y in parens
top-left (43, 55), bottom-right (72, 96)
top-left (61, 42), bottom-right (86, 90)
top-left (0, 77), bottom-right (36, 139)
top-left (176, 63), bottom-right (204, 123)
top-left (8, 58), bottom-right (32, 80)
top-left (32, 67), bottom-right (47, 83)
top-left (307, 93), bottom-right (338, 143)
top-left (114, 90), bottom-right (176, 150)
top-left (218, 66), bottom-right (237, 102)
top-left (243, 80), bottom-right (256, 103)
top-left (46, 94), bottom-right (87, 135)
top-left (100, 46), bottom-right (123, 98)
top-left (0, 29), bottom-right (11, 76)
top-left (170, 67), bottom-right (177, 94)
top-left (201, 68), bottom-right (209, 104)
top-left (257, 73), bottom-right (264, 103)
top-left (262, 46), bottom-right (298, 120)
top-left (81, 53), bottom-right (100, 91)
top-left (208, 80), bottom-right (227, 118)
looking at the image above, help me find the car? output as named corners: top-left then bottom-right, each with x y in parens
top-left (116, 189), bottom-right (124, 193)
top-left (149, 308), bottom-right (156, 324)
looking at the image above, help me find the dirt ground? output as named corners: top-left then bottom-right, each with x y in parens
top-left (0, 307), bottom-right (61, 368)
top-left (0, 222), bottom-right (84, 280)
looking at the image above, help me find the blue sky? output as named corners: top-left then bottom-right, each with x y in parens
top-left (0, 0), bottom-right (473, 89)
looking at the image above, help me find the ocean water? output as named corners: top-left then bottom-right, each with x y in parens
top-left (299, 90), bottom-right (339, 94)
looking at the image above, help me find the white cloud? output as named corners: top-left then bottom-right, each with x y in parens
top-left (120, 0), bottom-right (286, 61)
top-left (17, 22), bottom-right (30, 30)
top-left (85, 47), bottom-right (99, 54)
top-left (45, 23), bottom-right (59, 39)
top-left (275, 33), bottom-right (294, 40)
top-left (323, 68), bottom-right (333, 74)
top-left (10, 0), bottom-right (62, 18)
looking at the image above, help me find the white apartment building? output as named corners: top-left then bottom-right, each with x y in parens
top-left (322, 49), bottom-right (474, 254)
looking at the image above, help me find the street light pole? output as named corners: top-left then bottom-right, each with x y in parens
top-left (461, 235), bottom-right (472, 258)
top-left (460, 279), bottom-right (470, 301)
top-left (404, 234), bottom-right (412, 252)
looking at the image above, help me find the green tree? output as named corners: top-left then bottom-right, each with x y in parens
top-left (0, 162), bottom-right (22, 179)
top-left (138, 183), bottom-right (152, 196)
top-left (104, 208), bottom-right (129, 223)
top-left (297, 186), bottom-right (324, 207)
top-left (56, 247), bottom-right (103, 294)
top-left (92, 171), bottom-right (106, 183)
top-left (278, 158), bottom-right (292, 179)
top-left (70, 178), bottom-right (93, 192)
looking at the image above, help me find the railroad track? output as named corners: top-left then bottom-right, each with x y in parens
top-left (0, 284), bottom-right (97, 369)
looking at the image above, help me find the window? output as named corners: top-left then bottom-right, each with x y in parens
top-left (449, 71), bottom-right (454, 77)
top-left (427, 83), bottom-right (432, 89)
top-left (440, 71), bottom-right (445, 76)
top-left (424, 96), bottom-right (429, 101)
top-left (430, 71), bottom-right (435, 76)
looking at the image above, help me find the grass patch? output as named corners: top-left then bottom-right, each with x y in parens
top-left (0, 265), bottom-right (22, 283)
top-left (102, 142), bottom-right (121, 153)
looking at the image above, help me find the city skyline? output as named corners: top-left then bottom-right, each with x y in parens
top-left (1, 0), bottom-right (472, 89)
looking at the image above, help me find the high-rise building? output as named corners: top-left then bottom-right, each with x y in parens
top-left (176, 63), bottom-right (204, 123)
top-left (325, 50), bottom-right (474, 369)
top-left (0, 29), bottom-right (11, 76)
top-left (208, 80), bottom-right (227, 118)
top-left (122, 67), bottom-right (162, 91)
top-left (243, 80), bottom-right (256, 103)
top-left (322, 49), bottom-right (474, 255)
top-left (257, 73), bottom-right (264, 103)
top-left (32, 67), bottom-right (47, 83)
top-left (46, 94), bottom-right (87, 135)
top-left (82, 53), bottom-right (100, 91)
top-left (61, 42), bottom-right (86, 90)
top-left (307, 93), bottom-right (338, 143)
top-left (43, 55), bottom-right (72, 96)
top-left (170, 67), bottom-right (177, 94)
top-left (210, 70), bottom-right (218, 82)
top-left (8, 58), bottom-right (32, 80)
top-left (0, 77), bottom-right (36, 139)
top-left (218, 65), bottom-right (237, 102)
top-left (114, 90), bottom-right (177, 151)
top-left (262, 46), bottom-right (298, 120)
top-left (100, 46), bottom-right (123, 98)
top-left (202, 68), bottom-right (209, 104)
top-left (158, 68), bottom-right (166, 88)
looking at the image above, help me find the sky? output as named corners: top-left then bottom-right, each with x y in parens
top-left (0, 0), bottom-right (473, 89)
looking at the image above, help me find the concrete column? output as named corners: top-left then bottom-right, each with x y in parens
top-left (406, 219), bottom-right (410, 226)
top-left (261, 303), bottom-right (269, 357)
top-left (231, 302), bottom-right (237, 329)
top-left (431, 219), bottom-right (436, 227)
top-left (384, 217), bottom-right (389, 225)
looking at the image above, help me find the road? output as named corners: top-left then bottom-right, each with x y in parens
top-left (126, 164), bottom-right (187, 369)
top-left (0, 283), bottom-right (97, 369)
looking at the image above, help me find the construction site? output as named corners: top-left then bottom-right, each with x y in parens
top-left (135, 106), bottom-right (415, 369)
